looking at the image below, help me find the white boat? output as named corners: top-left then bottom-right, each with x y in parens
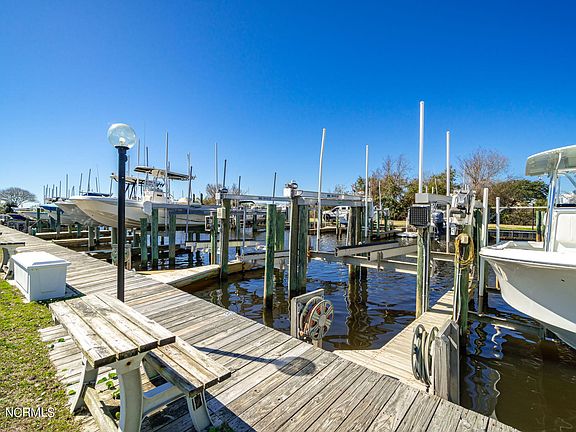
top-left (69, 166), bottom-right (215, 229)
top-left (14, 206), bottom-right (50, 221)
top-left (480, 145), bottom-right (576, 349)
top-left (53, 198), bottom-right (103, 227)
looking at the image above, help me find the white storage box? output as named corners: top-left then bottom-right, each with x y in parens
top-left (12, 252), bottom-right (70, 301)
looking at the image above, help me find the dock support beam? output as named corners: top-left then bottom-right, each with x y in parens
top-left (288, 198), bottom-right (300, 298)
top-left (151, 208), bottom-right (159, 268)
top-left (140, 218), bottom-right (148, 269)
top-left (220, 199), bottom-right (231, 279)
top-left (454, 225), bottom-right (472, 335)
top-left (168, 213), bottom-right (176, 267)
top-left (264, 204), bottom-right (277, 309)
top-left (416, 226), bottom-right (430, 317)
top-left (297, 205), bottom-right (309, 291)
top-left (210, 211), bottom-right (218, 265)
top-left (88, 226), bottom-right (95, 251)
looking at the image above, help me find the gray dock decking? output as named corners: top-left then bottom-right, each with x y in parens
top-left (1, 225), bottom-right (516, 431)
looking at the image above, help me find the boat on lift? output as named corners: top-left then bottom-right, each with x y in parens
top-left (69, 166), bottom-right (215, 229)
top-left (480, 145), bottom-right (576, 349)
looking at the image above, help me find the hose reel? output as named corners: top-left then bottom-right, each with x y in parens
top-left (290, 289), bottom-right (334, 346)
top-left (411, 324), bottom-right (438, 387)
top-left (298, 297), bottom-right (334, 341)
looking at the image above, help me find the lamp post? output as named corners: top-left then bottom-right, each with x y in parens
top-left (107, 123), bottom-right (137, 302)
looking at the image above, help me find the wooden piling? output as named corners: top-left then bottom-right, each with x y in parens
top-left (168, 212), bottom-right (176, 267)
top-left (111, 228), bottom-right (118, 246)
top-left (275, 209), bottom-right (286, 251)
top-left (210, 211), bottom-right (218, 265)
top-left (264, 204), bottom-right (277, 309)
top-left (416, 228), bottom-right (430, 318)
top-left (297, 205), bottom-right (309, 291)
top-left (87, 226), bottom-right (95, 251)
top-left (220, 199), bottom-right (231, 279)
top-left (56, 209), bottom-right (61, 235)
top-left (140, 218), bottom-right (148, 269)
top-left (76, 223), bottom-right (81, 238)
top-left (151, 208), bottom-right (159, 268)
top-left (288, 198), bottom-right (300, 297)
top-left (455, 225), bottom-right (472, 335)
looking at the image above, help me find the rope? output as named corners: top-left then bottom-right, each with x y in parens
top-left (454, 233), bottom-right (475, 267)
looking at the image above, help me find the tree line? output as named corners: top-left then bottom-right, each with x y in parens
top-left (347, 148), bottom-right (548, 225)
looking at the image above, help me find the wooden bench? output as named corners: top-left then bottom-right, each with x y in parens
top-left (50, 293), bottom-right (231, 432)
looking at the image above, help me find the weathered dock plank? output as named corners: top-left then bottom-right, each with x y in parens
top-left (0, 225), bottom-right (516, 432)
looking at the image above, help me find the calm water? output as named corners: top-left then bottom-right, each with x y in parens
top-left (175, 232), bottom-right (576, 431)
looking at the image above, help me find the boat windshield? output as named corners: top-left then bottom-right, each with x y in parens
top-left (556, 171), bottom-right (576, 206)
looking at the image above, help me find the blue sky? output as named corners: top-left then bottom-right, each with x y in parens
top-left (1, 1), bottom-right (576, 202)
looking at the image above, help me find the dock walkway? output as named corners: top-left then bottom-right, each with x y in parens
top-left (335, 290), bottom-right (454, 391)
top-left (0, 225), bottom-right (515, 432)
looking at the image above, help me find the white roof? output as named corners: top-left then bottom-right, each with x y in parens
top-left (525, 145), bottom-right (576, 176)
top-left (12, 252), bottom-right (70, 268)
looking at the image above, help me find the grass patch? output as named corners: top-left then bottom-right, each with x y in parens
top-left (0, 281), bottom-right (78, 432)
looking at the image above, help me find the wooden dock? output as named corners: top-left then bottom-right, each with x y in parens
top-left (335, 290), bottom-right (454, 392)
top-left (0, 225), bottom-right (516, 432)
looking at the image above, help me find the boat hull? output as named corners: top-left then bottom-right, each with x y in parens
top-left (70, 196), bottom-right (211, 229)
top-left (481, 242), bottom-right (576, 349)
top-left (55, 202), bottom-right (100, 227)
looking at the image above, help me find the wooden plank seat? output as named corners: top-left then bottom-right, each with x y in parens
top-left (49, 293), bottom-right (230, 432)
top-left (142, 337), bottom-right (232, 431)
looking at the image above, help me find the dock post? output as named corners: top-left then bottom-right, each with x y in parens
top-left (252, 213), bottom-right (258, 236)
top-left (67, 224), bottom-right (72, 234)
top-left (95, 226), bottom-right (101, 246)
top-left (140, 218), bottom-right (148, 269)
top-left (88, 226), bottom-right (95, 251)
top-left (288, 198), bottom-right (300, 298)
top-left (416, 226), bottom-right (430, 317)
top-left (210, 211), bottom-right (218, 265)
top-left (112, 228), bottom-right (118, 246)
top-left (151, 208), bottom-right (159, 268)
top-left (235, 210), bottom-right (241, 255)
top-left (168, 212), bottom-right (176, 267)
top-left (376, 209), bottom-right (380, 237)
top-left (76, 223), bottom-right (81, 238)
top-left (56, 209), bottom-right (61, 235)
top-left (347, 207), bottom-right (357, 282)
top-left (36, 208), bottom-right (42, 234)
top-left (220, 199), bottom-right (231, 279)
top-left (275, 208), bottom-right (286, 285)
top-left (297, 205), bottom-right (309, 292)
top-left (264, 204), bottom-right (277, 309)
top-left (536, 210), bottom-right (542, 242)
top-left (454, 225), bottom-right (472, 335)
top-left (478, 188), bottom-right (489, 303)
top-left (276, 209), bottom-right (286, 250)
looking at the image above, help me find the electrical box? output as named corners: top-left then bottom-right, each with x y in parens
top-left (217, 207), bottom-right (226, 219)
top-left (12, 252), bottom-right (70, 302)
top-left (409, 205), bottom-right (431, 228)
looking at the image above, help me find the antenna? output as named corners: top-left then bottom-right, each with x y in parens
top-left (214, 142), bottom-right (219, 189)
top-left (79, 173), bottom-right (83, 194)
top-left (365, 144), bottom-right (369, 239)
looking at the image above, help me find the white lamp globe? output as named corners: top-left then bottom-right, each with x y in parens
top-left (107, 123), bottom-right (137, 149)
